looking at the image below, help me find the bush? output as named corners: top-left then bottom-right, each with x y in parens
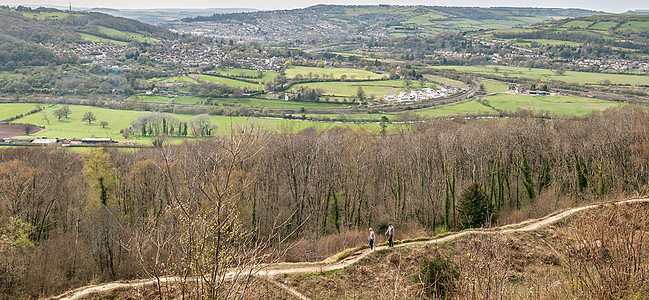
top-left (418, 254), bottom-right (457, 298)
top-left (457, 183), bottom-right (495, 229)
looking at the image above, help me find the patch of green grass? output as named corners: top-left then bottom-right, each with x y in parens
top-left (616, 21), bottom-right (649, 33)
top-left (215, 98), bottom-right (348, 109)
top-left (212, 68), bottom-right (259, 77)
top-left (0, 103), bottom-right (44, 121)
top-left (514, 39), bottom-right (583, 47)
top-left (414, 100), bottom-right (498, 118)
top-left (482, 80), bottom-right (509, 94)
top-left (561, 20), bottom-right (593, 28)
top-left (485, 94), bottom-right (623, 115)
top-left (78, 33), bottom-right (128, 46)
top-left (588, 21), bottom-right (617, 30)
top-left (433, 65), bottom-right (649, 86)
top-left (195, 74), bottom-right (262, 90)
top-left (285, 66), bottom-right (385, 80)
top-left (10, 104), bottom-right (383, 142)
top-left (158, 75), bottom-right (196, 83)
top-left (292, 80), bottom-right (429, 98)
top-left (21, 11), bottom-right (73, 20)
top-left (96, 26), bottom-right (159, 43)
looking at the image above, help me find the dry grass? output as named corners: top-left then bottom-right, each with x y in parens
top-left (279, 202), bottom-right (649, 299)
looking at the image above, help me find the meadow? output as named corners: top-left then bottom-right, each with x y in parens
top-left (481, 80), bottom-right (509, 94)
top-left (195, 74), bottom-right (262, 90)
top-left (291, 79), bottom-right (431, 98)
top-left (0, 103), bottom-right (43, 121)
top-left (96, 25), bottom-right (159, 43)
top-left (78, 33), bottom-right (129, 46)
top-left (285, 66), bottom-right (386, 80)
top-left (485, 94), bottom-right (623, 115)
top-left (414, 100), bottom-right (498, 118)
top-left (3, 104), bottom-right (381, 141)
top-left (433, 65), bottom-right (649, 85)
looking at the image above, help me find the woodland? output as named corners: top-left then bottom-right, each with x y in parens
top-left (2, 106), bottom-right (649, 298)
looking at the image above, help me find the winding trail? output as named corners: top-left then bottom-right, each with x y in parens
top-left (51, 198), bottom-right (648, 300)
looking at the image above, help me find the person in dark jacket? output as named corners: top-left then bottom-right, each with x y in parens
top-left (385, 223), bottom-right (394, 247)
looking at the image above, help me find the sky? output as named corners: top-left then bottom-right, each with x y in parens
top-left (1, 0), bottom-right (647, 13)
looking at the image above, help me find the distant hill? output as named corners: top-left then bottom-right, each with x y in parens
top-left (0, 6), bottom-right (176, 70)
top-left (86, 8), bottom-right (258, 25)
top-left (170, 5), bottom-right (599, 44)
top-left (485, 14), bottom-right (649, 55)
top-left (624, 10), bottom-right (649, 15)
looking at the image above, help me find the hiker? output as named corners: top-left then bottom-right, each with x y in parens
top-left (385, 223), bottom-right (394, 247)
top-left (369, 228), bottom-right (375, 252)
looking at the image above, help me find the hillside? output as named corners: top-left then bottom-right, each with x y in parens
top-left (485, 14), bottom-right (649, 58)
top-left (53, 199), bottom-right (649, 299)
top-left (0, 6), bottom-right (176, 70)
top-left (167, 5), bottom-right (598, 45)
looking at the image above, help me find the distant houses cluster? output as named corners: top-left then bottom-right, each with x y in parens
top-left (383, 87), bottom-right (459, 102)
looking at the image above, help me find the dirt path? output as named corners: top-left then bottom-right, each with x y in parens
top-left (51, 198), bottom-right (648, 300)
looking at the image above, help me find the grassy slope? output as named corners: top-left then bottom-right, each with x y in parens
top-left (0, 103), bottom-right (43, 121)
top-left (433, 65), bottom-right (649, 85)
top-left (78, 33), bottom-right (129, 46)
top-left (5, 104), bottom-right (381, 141)
top-left (195, 74), bottom-right (262, 89)
top-left (279, 203), bottom-right (647, 299)
top-left (292, 79), bottom-right (425, 98)
top-left (415, 100), bottom-right (498, 118)
top-left (486, 94), bottom-right (623, 115)
top-left (285, 66), bottom-right (385, 80)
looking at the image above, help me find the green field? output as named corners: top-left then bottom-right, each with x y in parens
top-left (158, 75), bottom-right (196, 83)
top-left (414, 100), bottom-right (498, 118)
top-left (292, 79), bottom-right (430, 98)
top-left (0, 103), bottom-right (43, 121)
top-left (514, 39), bottom-right (583, 47)
top-left (212, 68), bottom-right (259, 78)
top-left (482, 80), bottom-right (509, 94)
top-left (561, 20), bottom-right (593, 28)
top-left (210, 68), bottom-right (280, 83)
top-left (285, 66), bottom-right (386, 80)
top-left (3, 104), bottom-right (381, 141)
top-left (588, 21), bottom-right (617, 30)
top-left (97, 26), bottom-right (159, 43)
top-left (616, 21), bottom-right (649, 33)
top-left (22, 11), bottom-right (73, 20)
top-left (195, 75), bottom-right (262, 90)
top-left (433, 65), bottom-right (649, 85)
top-left (78, 33), bottom-right (129, 46)
top-left (485, 94), bottom-right (623, 115)
top-left (126, 95), bottom-right (206, 105)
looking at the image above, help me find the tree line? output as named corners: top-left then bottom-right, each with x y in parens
top-left (1, 106), bottom-right (649, 298)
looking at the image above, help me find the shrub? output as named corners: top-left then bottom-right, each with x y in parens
top-left (417, 253), bottom-right (458, 299)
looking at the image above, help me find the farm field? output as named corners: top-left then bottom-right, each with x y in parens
top-left (210, 68), bottom-right (280, 82)
top-left (3, 104), bottom-right (381, 141)
top-left (292, 79), bottom-right (429, 98)
top-left (432, 65), bottom-right (649, 85)
top-left (513, 39), bottom-right (583, 47)
top-left (482, 80), bottom-right (509, 94)
top-left (126, 95), bottom-right (206, 105)
top-left (0, 103), bottom-right (43, 121)
top-left (158, 75), bottom-right (196, 83)
top-left (285, 66), bottom-right (386, 80)
top-left (195, 74), bottom-right (262, 90)
top-left (97, 26), bottom-right (159, 43)
top-left (78, 33), bottom-right (129, 46)
top-left (423, 75), bottom-right (470, 89)
top-left (485, 94), bottom-right (623, 115)
top-left (21, 11), bottom-right (73, 19)
top-left (414, 100), bottom-right (498, 118)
